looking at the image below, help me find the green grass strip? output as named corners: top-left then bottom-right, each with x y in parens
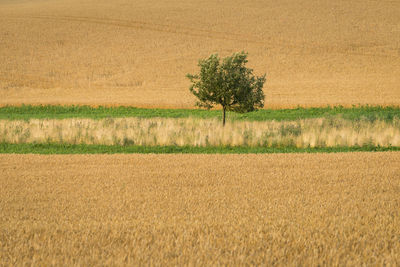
top-left (1, 143), bottom-right (399, 154)
top-left (0, 105), bottom-right (399, 121)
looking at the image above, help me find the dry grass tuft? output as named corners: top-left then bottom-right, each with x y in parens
top-left (1, 153), bottom-right (399, 265)
top-left (1, 117), bottom-right (400, 147)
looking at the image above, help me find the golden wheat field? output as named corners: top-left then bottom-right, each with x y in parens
top-left (0, 153), bottom-right (399, 265)
top-left (1, 0), bottom-right (399, 107)
top-left (2, 117), bottom-right (400, 147)
top-left (1, 0), bottom-right (400, 265)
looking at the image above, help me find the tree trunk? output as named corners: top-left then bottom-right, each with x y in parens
top-left (222, 106), bottom-right (226, 127)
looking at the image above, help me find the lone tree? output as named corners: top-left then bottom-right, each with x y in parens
top-left (187, 51), bottom-right (266, 126)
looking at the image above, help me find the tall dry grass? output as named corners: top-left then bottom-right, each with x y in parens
top-left (1, 117), bottom-right (399, 147)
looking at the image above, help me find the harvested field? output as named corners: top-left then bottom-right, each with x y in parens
top-left (1, 153), bottom-right (400, 265)
top-left (1, 117), bottom-right (400, 147)
top-left (1, 0), bottom-right (399, 107)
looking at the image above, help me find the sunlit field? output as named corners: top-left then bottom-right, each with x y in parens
top-left (1, 153), bottom-right (399, 265)
top-left (1, 0), bottom-right (400, 265)
top-left (2, 117), bottom-right (400, 147)
top-left (1, 0), bottom-right (399, 107)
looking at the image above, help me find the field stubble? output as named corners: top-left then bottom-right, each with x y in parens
top-left (1, 116), bottom-right (400, 148)
top-left (0, 153), bottom-right (399, 265)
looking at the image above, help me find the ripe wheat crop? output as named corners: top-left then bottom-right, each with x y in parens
top-left (1, 0), bottom-right (399, 107)
top-left (1, 117), bottom-right (400, 148)
top-left (1, 153), bottom-right (399, 265)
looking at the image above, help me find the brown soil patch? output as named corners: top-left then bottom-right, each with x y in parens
top-left (1, 153), bottom-right (399, 265)
top-left (0, 0), bottom-right (399, 108)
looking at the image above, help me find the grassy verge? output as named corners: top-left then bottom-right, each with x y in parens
top-left (0, 105), bottom-right (399, 121)
top-left (1, 143), bottom-right (399, 154)
top-left (2, 117), bottom-right (399, 147)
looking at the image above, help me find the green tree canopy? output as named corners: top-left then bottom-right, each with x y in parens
top-left (187, 52), bottom-right (266, 125)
